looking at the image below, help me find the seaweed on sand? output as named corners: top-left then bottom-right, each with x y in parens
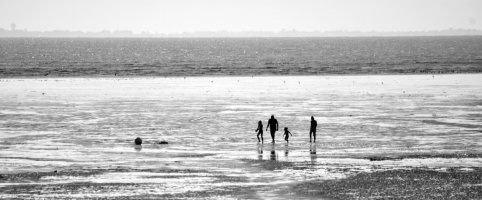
top-left (292, 168), bottom-right (482, 199)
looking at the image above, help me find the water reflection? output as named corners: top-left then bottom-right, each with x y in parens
top-left (257, 144), bottom-right (263, 160)
top-left (310, 144), bottom-right (316, 165)
top-left (270, 144), bottom-right (278, 161)
top-left (284, 143), bottom-right (290, 159)
top-left (134, 144), bottom-right (142, 152)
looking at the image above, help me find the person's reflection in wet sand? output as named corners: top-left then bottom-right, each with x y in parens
top-left (310, 144), bottom-right (317, 165)
top-left (257, 143), bottom-right (263, 160)
top-left (270, 144), bottom-right (278, 161)
top-left (284, 142), bottom-right (290, 158)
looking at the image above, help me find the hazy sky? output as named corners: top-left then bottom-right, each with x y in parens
top-left (1, 0), bottom-right (481, 33)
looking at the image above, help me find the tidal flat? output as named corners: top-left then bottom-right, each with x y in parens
top-left (1, 74), bottom-right (481, 199)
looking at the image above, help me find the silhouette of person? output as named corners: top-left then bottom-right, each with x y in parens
top-left (283, 127), bottom-right (292, 144)
top-left (309, 116), bottom-right (317, 143)
top-left (256, 121), bottom-right (264, 143)
top-left (266, 115), bottom-right (278, 143)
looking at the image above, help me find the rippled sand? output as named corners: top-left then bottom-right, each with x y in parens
top-left (1, 74), bottom-right (481, 199)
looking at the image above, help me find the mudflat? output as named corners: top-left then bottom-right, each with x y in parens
top-left (1, 74), bottom-right (481, 199)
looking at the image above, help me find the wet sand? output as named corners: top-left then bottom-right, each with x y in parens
top-left (1, 74), bottom-right (481, 199)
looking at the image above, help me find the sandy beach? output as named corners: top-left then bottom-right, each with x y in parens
top-left (1, 74), bottom-right (481, 199)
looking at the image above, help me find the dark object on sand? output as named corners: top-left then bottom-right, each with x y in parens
top-left (159, 141), bottom-right (168, 144)
top-left (135, 137), bottom-right (142, 145)
top-left (368, 157), bottom-right (396, 161)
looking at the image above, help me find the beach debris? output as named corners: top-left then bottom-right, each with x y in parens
top-left (134, 137), bottom-right (142, 145)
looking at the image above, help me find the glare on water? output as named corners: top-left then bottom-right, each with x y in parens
top-left (0, 74), bottom-right (481, 198)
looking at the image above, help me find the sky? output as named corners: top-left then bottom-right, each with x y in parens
top-left (1, 0), bottom-right (481, 33)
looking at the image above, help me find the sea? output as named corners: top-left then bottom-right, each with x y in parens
top-left (1, 36), bottom-right (481, 77)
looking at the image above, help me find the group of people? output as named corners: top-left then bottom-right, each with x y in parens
top-left (255, 115), bottom-right (317, 144)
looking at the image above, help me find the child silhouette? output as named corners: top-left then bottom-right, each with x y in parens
top-left (283, 127), bottom-right (292, 144)
top-left (256, 121), bottom-right (264, 143)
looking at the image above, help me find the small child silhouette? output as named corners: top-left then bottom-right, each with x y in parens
top-left (283, 127), bottom-right (292, 144)
top-left (256, 121), bottom-right (264, 143)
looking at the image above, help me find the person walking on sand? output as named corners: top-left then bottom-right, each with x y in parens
top-left (266, 115), bottom-right (278, 143)
top-left (256, 120), bottom-right (264, 143)
top-left (283, 127), bottom-right (292, 144)
top-left (310, 116), bottom-right (317, 143)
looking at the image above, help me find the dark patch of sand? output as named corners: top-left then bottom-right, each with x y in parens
top-left (422, 120), bottom-right (482, 129)
top-left (0, 168), bottom-right (259, 199)
top-left (293, 168), bottom-right (482, 199)
top-left (1, 183), bottom-right (257, 200)
top-left (364, 152), bottom-right (482, 161)
top-left (0, 168), bottom-right (207, 182)
top-left (241, 159), bottom-right (294, 171)
top-left (173, 153), bottom-right (218, 158)
top-left (1, 156), bottom-right (75, 162)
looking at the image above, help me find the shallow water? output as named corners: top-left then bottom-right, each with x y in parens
top-left (1, 74), bottom-right (481, 198)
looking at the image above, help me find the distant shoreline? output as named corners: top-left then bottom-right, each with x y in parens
top-left (2, 35), bottom-right (482, 39)
top-left (1, 66), bottom-right (481, 78)
top-left (1, 72), bottom-right (481, 79)
top-left (2, 29), bottom-right (482, 38)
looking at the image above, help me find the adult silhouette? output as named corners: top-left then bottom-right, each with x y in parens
top-left (310, 116), bottom-right (317, 143)
top-left (266, 115), bottom-right (278, 143)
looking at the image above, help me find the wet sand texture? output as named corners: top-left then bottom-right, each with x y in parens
top-left (294, 168), bottom-right (482, 199)
top-left (1, 74), bottom-right (481, 199)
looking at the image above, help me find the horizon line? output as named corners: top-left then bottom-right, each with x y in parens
top-left (1, 28), bottom-right (482, 38)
